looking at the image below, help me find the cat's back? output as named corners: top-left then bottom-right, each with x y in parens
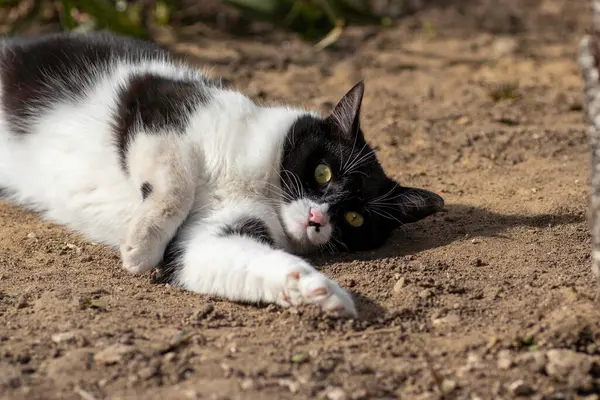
top-left (0, 32), bottom-right (170, 133)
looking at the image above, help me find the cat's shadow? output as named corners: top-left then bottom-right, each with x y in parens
top-left (312, 204), bottom-right (585, 265)
top-left (310, 204), bottom-right (585, 320)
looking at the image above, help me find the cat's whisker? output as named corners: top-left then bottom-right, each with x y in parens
top-left (281, 169), bottom-right (302, 199)
top-left (351, 170), bottom-right (369, 178)
top-left (327, 241), bottom-right (337, 254)
top-left (367, 204), bottom-right (402, 213)
top-left (369, 207), bottom-right (404, 225)
top-left (343, 141), bottom-right (370, 173)
top-left (365, 119), bottom-right (398, 140)
top-left (344, 149), bottom-right (376, 175)
top-left (337, 143), bottom-right (347, 174)
top-left (264, 180), bottom-right (295, 203)
top-left (287, 169), bottom-right (305, 199)
top-left (369, 191), bottom-right (427, 209)
top-left (330, 234), bottom-right (348, 252)
top-left (341, 126), bottom-right (361, 171)
top-left (319, 240), bottom-right (335, 255)
top-left (342, 142), bottom-right (365, 172)
top-left (370, 182), bottom-right (399, 203)
top-left (278, 178), bottom-right (296, 201)
top-left (320, 240), bottom-right (333, 255)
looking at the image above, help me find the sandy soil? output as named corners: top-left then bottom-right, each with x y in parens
top-left (2, 1), bottom-right (600, 399)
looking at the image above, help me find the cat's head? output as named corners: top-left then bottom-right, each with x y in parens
top-left (278, 81), bottom-right (444, 253)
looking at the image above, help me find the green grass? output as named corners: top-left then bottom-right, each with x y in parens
top-left (4, 0), bottom-right (403, 46)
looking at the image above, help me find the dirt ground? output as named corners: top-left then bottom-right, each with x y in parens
top-left (2, 0), bottom-right (600, 399)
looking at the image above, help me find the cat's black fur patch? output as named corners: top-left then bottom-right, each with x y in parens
top-left (112, 73), bottom-right (211, 170)
top-left (0, 32), bottom-right (169, 135)
top-left (0, 32), bottom-right (217, 171)
top-left (140, 182), bottom-right (153, 200)
top-left (280, 82), bottom-right (444, 252)
top-left (155, 236), bottom-right (180, 284)
top-left (220, 217), bottom-right (274, 246)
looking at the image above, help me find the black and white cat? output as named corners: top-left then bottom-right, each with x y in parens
top-left (0, 32), bottom-right (444, 317)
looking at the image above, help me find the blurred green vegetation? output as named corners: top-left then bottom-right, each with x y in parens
top-left (0, 0), bottom-right (406, 45)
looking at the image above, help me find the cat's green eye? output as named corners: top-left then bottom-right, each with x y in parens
top-left (345, 211), bottom-right (364, 227)
top-left (314, 164), bottom-right (332, 185)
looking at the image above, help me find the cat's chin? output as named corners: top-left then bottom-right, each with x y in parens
top-left (306, 224), bottom-right (332, 246)
top-left (282, 228), bottom-right (330, 254)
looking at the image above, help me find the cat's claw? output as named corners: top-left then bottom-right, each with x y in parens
top-left (278, 269), bottom-right (357, 317)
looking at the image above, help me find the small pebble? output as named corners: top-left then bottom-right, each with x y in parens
top-left (65, 243), bottom-right (82, 254)
top-left (497, 350), bottom-right (513, 370)
top-left (184, 389), bottom-right (200, 399)
top-left (228, 343), bottom-right (238, 353)
top-left (472, 258), bottom-right (488, 267)
top-left (220, 362), bottom-right (233, 377)
top-left (442, 379), bottom-right (457, 394)
top-left (278, 379), bottom-right (299, 393)
top-left (393, 277), bottom-right (405, 293)
top-left (456, 116), bottom-right (471, 125)
top-left (16, 295), bottom-right (29, 309)
top-left (138, 366), bottom-right (157, 380)
top-left (509, 379), bottom-right (535, 396)
top-left (240, 379), bottom-right (255, 390)
top-left (350, 389), bottom-right (368, 400)
top-left (51, 331), bottom-right (78, 344)
top-left (492, 37), bottom-right (518, 57)
top-left (75, 388), bottom-right (96, 400)
top-left (193, 303), bottom-right (214, 320)
top-left (93, 344), bottom-right (135, 365)
top-left (433, 313), bottom-right (460, 326)
top-left (515, 351), bottom-right (546, 372)
top-left (326, 387), bottom-right (348, 400)
top-left (342, 278), bottom-right (356, 288)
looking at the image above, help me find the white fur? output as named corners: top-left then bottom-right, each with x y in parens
top-left (0, 55), bottom-right (356, 316)
top-left (281, 200), bottom-right (332, 247)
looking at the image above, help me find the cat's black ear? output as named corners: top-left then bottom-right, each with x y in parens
top-left (327, 81), bottom-right (364, 140)
top-left (380, 182), bottom-right (445, 225)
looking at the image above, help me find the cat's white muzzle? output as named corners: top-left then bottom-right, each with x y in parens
top-left (280, 199), bottom-right (332, 249)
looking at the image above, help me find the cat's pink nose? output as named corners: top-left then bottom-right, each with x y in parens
top-left (308, 209), bottom-right (327, 226)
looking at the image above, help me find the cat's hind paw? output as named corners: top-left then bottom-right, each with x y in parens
top-left (278, 270), bottom-right (357, 318)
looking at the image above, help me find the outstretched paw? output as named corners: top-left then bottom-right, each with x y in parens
top-left (278, 269), bottom-right (357, 317)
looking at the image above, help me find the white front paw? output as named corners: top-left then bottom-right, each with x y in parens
top-left (276, 265), bottom-right (357, 317)
top-left (120, 241), bottom-right (164, 274)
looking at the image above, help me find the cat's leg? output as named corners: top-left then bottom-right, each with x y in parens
top-left (168, 226), bottom-right (357, 316)
top-left (120, 135), bottom-right (198, 274)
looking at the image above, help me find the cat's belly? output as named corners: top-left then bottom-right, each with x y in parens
top-left (0, 103), bottom-right (140, 247)
top-left (1, 152), bottom-right (139, 247)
